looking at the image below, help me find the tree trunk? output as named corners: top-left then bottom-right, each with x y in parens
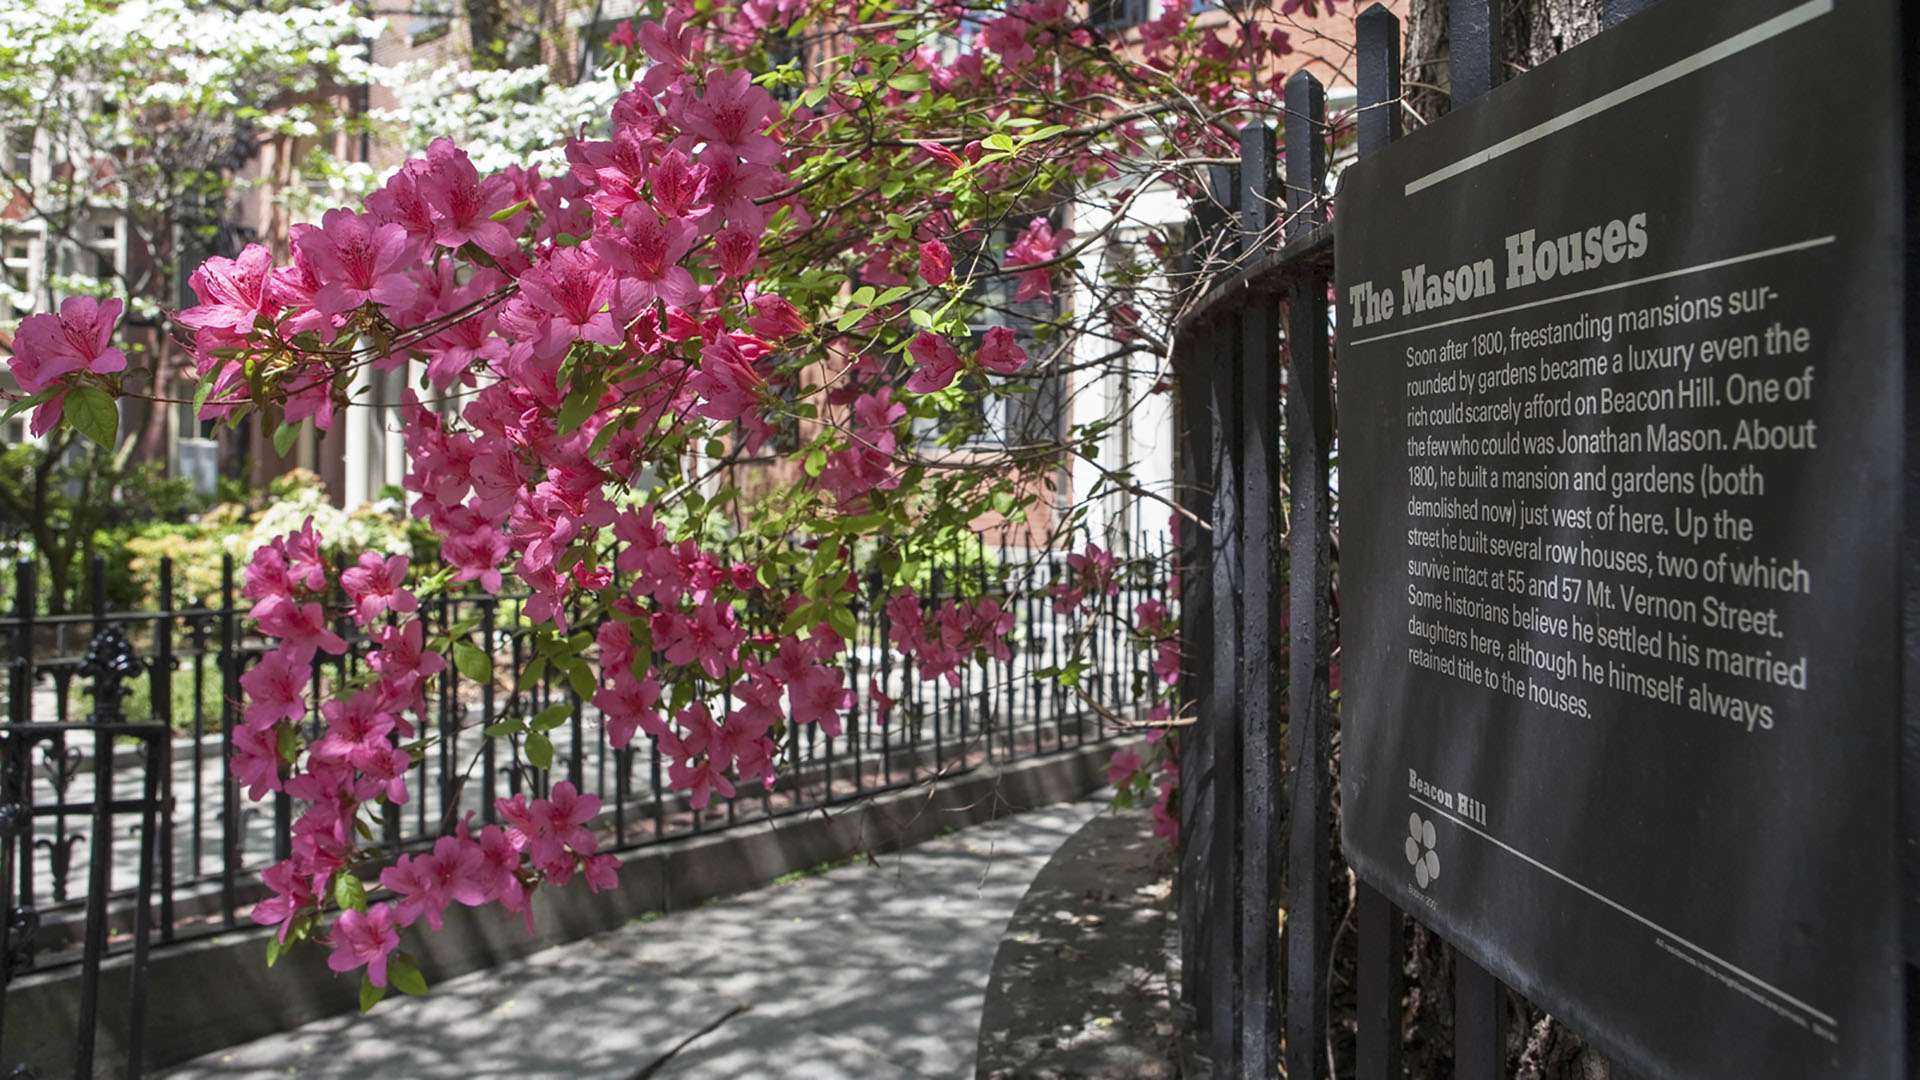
top-left (1401, 0), bottom-right (1607, 127)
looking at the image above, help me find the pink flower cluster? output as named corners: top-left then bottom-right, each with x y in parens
top-left (6, 296), bottom-right (129, 435)
top-left (885, 586), bottom-right (1016, 688)
top-left (1050, 543), bottom-right (1119, 615)
top-left (1134, 597), bottom-right (1180, 687)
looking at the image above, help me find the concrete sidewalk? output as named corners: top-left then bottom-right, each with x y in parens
top-left (162, 795), bottom-right (1107, 1080)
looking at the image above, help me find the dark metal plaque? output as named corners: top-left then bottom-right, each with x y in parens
top-left (1335, 1), bottom-right (1905, 1075)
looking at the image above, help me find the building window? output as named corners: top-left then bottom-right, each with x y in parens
top-left (1090, 0), bottom-right (1150, 33)
top-left (94, 222), bottom-right (116, 242)
top-left (916, 215), bottom-right (1067, 450)
top-left (405, 0), bottom-right (453, 46)
top-left (6, 130), bottom-right (29, 176)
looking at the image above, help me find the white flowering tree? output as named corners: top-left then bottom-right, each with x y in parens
top-left (0, 0), bottom-right (381, 328)
top-left (0, 0), bottom-right (379, 611)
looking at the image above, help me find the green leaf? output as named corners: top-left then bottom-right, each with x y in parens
top-left (272, 420), bottom-right (302, 457)
top-left (825, 603), bottom-right (857, 642)
top-left (359, 975), bottom-right (386, 1013)
top-left (490, 199), bottom-right (531, 222)
top-left (556, 390), bottom-right (598, 435)
top-left (388, 953), bottom-right (430, 996)
top-left (526, 731), bottom-right (554, 771)
top-left (984, 132), bottom-right (1016, 153)
top-left (1, 388), bottom-right (56, 423)
top-left (452, 641), bottom-right (492, 683)
top-left (567, 662), bottom-right (596, 699)
top-left (885, 71), bottom-right (929, 92)
top-left (483, 718), bottom-right (525, 738)
top-left (531, 703), bottom-right (572, 732)
top-left (803, 448), bottom-right (827, 477)
top-left (266, 935), bottom-right (284, 967)
top-left (64, 385), bottom-right (117, 448)
top-left (518, 656), bottom-right (549, 689)
top-left (908, 308), bottom-right (934, 328)
top-left (333, 872), bottom-right (367, 913)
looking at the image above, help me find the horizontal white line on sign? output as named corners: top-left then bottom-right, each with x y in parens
top-left (1403, 0), bottom-right (1834, 197)
top-left (1345, 234), bottom-right (1835, 348)
top-left (1408, 791), bottom-right (1839, 1030)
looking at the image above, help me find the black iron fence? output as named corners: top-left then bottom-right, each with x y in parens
top-left (0, 528), bottom-right (1166, 1073)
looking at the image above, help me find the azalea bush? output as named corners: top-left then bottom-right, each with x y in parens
top-left (3, 0), bottom-right (1356, 1005)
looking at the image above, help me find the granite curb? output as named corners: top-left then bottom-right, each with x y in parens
top-left (975, 798), bottom-right (1179, 1079)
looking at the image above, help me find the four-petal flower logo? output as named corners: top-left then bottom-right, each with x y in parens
top-left (1406, 813), bottom-right (1440, 888)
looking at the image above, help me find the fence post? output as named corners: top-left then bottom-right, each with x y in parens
top-left (1455, 952), bottom-right (1505, 1080)
top-left (1235, 119), bottom-right (1284, 1079)
top-left (1174, 203), bottom-right (1218, 1051)
top-left (1353, 10), bottom-right (1405, 1080)
top-left (76, 556), bottom-right (143, 1078)
top-left (1203, 159), bottom-right (1247, 1076)
top-left (1449, 0), bottom-right (1503, 104)
top-left (1357, 4), bottom-right (1403, 157)
top-left (156, 557), bottom-right (176, 939)
top-left (219, 553), bottom-right (239, 927)
top-left (1282, 67), bottom-right (1333, 1080)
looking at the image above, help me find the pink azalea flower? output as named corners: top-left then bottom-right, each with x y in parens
top-left (589, 204), bottom-right (699, 309)
top-left (789, 664), bottom-right (854, 738)
top-left (1107, 748), bottom-right (1143, 787)
top-left (231, 723), bottom-right (285, 801)
top-left (9, 296), bottom-right (128, 393)
top-left (1154, 639), bottom-right (1181, 685)
top-left (1005, 216), bottom-right (1074, 305)
top-left (443, 523), bottom-right (511, 593)
top-left (297, 209), bottom-right (417, 316)
top-left (313, 689), bottom-right (399, 774)
top-left (975, 326), bottom-right (1027, 375)
top-left (918, 239), bottom-right (952, 286)
top-left (711, 228), bottom-right (760, 278)
top-left (241, 648), bottom-right (310, 729)
top-left (868, 677), bottom-right (896, 723)
top-left (250, 859), bottom-right (317, 942)
top-left (326, 903), bottom-right (400, 988)
top-left (515, 247), bottom-right (627, 358)
top-left (688, 334), bottom-right (765, 422)
top-left (919, 141), bottom-right (964, 169)
top-left (366, 162), bottom-right (438, 244)
top-left (178, 244), bottom-right (277, 333)
top-left (340, 552), bottom-right (416, 626)
top-left (418, 138), bottom-right (520, 260)
top-left (252, 594), bottom-right (348, 663)
top-left (906, 332), bottom-right (960, 394)
top-left (740, 294), bottom-right (805, 341)
top-left (592, 669), bottom-right (664, 749)
top-left (582, 853), bottom-right (621, 892)
top-left (678, 68), bottom-right (781, 166)
top-left (982, 15), bottom-right (1036, 67)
